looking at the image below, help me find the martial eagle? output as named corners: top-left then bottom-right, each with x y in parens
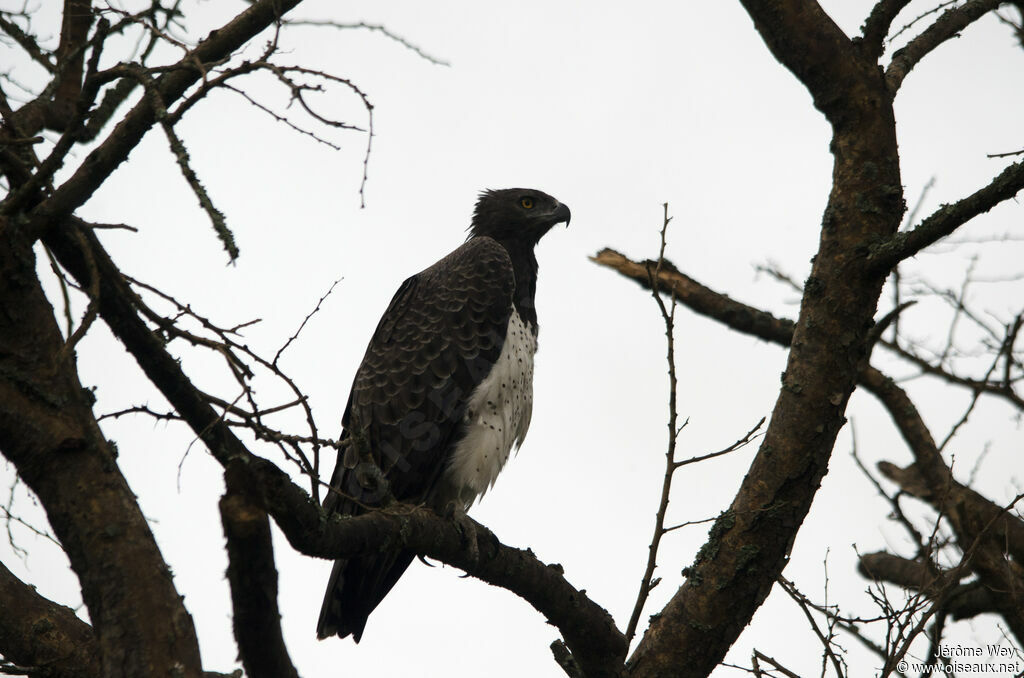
top-left (317, 188), bottom-right (571, 641)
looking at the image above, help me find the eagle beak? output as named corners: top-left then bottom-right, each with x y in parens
top-left (552, 202), bottom-right (571, 228)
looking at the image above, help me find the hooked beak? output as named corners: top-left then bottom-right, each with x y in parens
top-left (551, 202), bottom-right (571, 228)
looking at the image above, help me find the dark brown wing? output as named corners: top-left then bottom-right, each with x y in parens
top-left (317, 236), bottom-right (514, 641)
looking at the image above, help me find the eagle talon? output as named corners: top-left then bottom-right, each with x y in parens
top-left (445, 505), bottom-right (481, 569)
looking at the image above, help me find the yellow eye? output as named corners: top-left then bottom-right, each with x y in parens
top-left (520, 197), bottom-right (534, 209)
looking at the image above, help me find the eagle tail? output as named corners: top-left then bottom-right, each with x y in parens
top-left (316, 549), bottom-right (415, 642)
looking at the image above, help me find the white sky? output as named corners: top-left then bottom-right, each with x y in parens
top-left (2, 1), bottom-right (1024, 676)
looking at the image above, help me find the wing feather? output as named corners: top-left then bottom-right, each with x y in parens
top-left (335, 236), bottom-right (514, 504)
top-left (317, 237), bottom-right (515, 641)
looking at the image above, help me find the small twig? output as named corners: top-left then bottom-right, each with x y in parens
top-left (142, 68), bottom-right (237, 261)
top-left (777, 576), bottom-right (846, 678)
top-left (0, 500), bottom-right (62, 553)
top-left (98, 403), bottom-right (180, 422)
top-left (274, 278), bottom-right (341, 366)
top-left (663, 515), bottom-right (718, 533)
top-left (752, 651), bottom-right (803, 678)
top-left (284, 20), bottom-right (451, 66)
top-left (55, 228), bottom-right (100, 364)
top-left (43, 245), bottom-right (74, 337)
top-left (754, 260), bottom-right (804, 295)
top-left (81, 221), bottom-right (139, 232)
top-left (222, 83), bottom-right (343, 151)
top-left (936, 354), bottom-right (998, 451)
top-left (673, 417), bottom-right (765, 470)
top-left (987, 147), bottom-right (1024, 159)
top-left (887, 1), bottom-right (960, 43)
top-left (625, 203), bottom-right (681, 644)
top-left (849, 421), bottom-right (926, 554)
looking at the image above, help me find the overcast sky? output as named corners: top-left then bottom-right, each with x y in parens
top-left (3, 1), bottom-right (1024, 676)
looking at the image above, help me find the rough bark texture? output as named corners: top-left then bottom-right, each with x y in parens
top-left (220, 465), bottom-right (301, 678)
top-left (0, 558), bottom-right (100, 678)
top-left (0, 230), bottom-right (204, 678)
top-left (595, 247), bottom-right (1024, 655)
top-left (613, 5), bottom-right (908, 674)
top-left (4, 1), bottom-right (1021, 676)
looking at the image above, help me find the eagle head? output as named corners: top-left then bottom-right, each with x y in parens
top-left (469, 188), bottom-right (571, 244)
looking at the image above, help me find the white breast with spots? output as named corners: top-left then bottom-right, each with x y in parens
top-left (446, 308), bottom-right (536, 507)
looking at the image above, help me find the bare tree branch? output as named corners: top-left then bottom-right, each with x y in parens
top-left (886, 0), bottom-right (1003, 92)
top-left (19, 0), bottom-right (307, 242)
top-left (868, 158), bottom-right (1024, 272)
top-left (591, 249), bottom-right (795, 345)
top-left (0, 13), bottom-right (56, 72)
top-left (625, 204), bottom-right (683, 645)
top-left (42, 218), bottom-right (628, 678)
top-left (285, 20), bottom-right (451, 66)
top-left (860, 370), bottom-right (1024, 644)
top-left (861, 0), bottom-right (914, 61)
top-left (595, 244), bottom-right (1024, 660)
top-left (0, 558), bottom-right (99, 678)
top-left (220, 466), bottom-right (300, 678)
top-left (0, 230), bottom-right (203, 678)
top-left (736, 0), bottom-right (865, 125)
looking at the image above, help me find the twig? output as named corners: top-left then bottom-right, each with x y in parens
top-left (625, 203), bottom-right (682, 644)
top-left (752, 651), bottom-right (802, 678)
top-left (284, 20), bottom-right (450, 66)
top-left (274, 278), bottom-right (341, 366)
top-left (868, 158), bottom-right (1024, 271)
top-left (886, 1), bottom-right (960, 43)
top-left (674, 417), bottom-right (765, 470)
top-left (849, 421), bottom-right (926, 555)
top-left (886, 0), bottom-right (1003, 92)
top-left (777, 576), bottom-right (846, 678)
top-left (131, 65), bottom-right (237, 261)
top-left (987, 147), bottom-right (1024, 159)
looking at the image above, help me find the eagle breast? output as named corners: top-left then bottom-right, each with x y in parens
top-left (442, 307), bottom-right (537, 508)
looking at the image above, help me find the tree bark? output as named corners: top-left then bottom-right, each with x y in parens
top-left (0, 227), bottom-right (204, 678)
top-left (626, 5), bottom-right (905, 673)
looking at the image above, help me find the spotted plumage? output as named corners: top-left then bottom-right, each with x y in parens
top-left (317, 188), bottom-right (570, 642)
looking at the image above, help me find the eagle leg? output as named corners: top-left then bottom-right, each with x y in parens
top-left (440, 503), bottom-right (482, 571)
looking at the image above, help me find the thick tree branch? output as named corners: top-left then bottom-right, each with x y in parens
top-left (50, 0), bottom-right (95, 131)
top-left (886, 0), bottom-right (1003, 92)
top-left (0, 229), bottom-right (203, 678)
top-left (590, 249), bottom-right (795, 345)
top-left (0, 558), bottom-right (99, 678)
top-left (595, 246), bottom-right (1024, 663)
top-left (220, 467), bottom-right (300, 678)
top-left (851, 366), bottom-right (1024, 644)
top-left (858, 551), bottom-right (949, 592)
top-left (0, 14), bottom-right (56, 72)
top-left (625, 109), bottom-right (901, 678)
top-left (857, 551), bottom-right (1005, 621)
top-left (868, 158), bottom-right (1024, 272)
top-left (860, 0), bottom-right (914, 61)
top-left (875, 459), bottom-right (1024, 565)
top-left (0, 558), bottom-right (240, 678)
top-left (233, 457), bottom-right (626, 678)
top-left (736, 0), bottom-right (864, 124)
top-left (43, 220), bottom-right (627, 678)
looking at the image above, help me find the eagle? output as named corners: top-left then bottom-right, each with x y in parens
top-left (316, 188), bottom-right (571, 642)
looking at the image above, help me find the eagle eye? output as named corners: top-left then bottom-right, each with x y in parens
top-left (520, 197), bottom-right (534, 209)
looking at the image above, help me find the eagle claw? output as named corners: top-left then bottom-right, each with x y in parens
top-left (442, 504), bottom-right (481, 571)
